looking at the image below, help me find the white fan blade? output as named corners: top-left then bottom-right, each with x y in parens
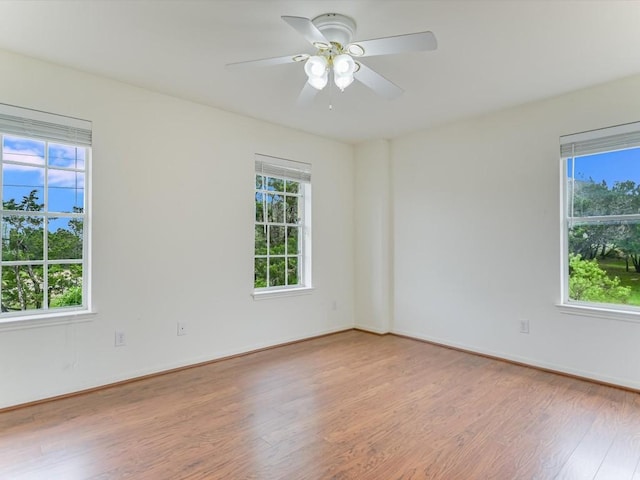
top-left (349, 31), bottom-right (437, 57)
top-left (354, 62), bottom-right (404, 100)
top-left (282, 16), bottom-right (330, 47)
top-left (226, 54), bottom-right (300, 70)
top-left (297, 82), bottom-right (319, 107)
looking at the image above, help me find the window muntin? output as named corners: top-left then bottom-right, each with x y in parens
top-left (562, 122), bottom-right (640, 311)
top-left (254, 155), bottom-right (310, 292)
top-left (0, 104), bottom-right (90, 319)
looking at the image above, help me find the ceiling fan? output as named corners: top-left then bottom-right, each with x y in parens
top-left (226, 13), bottom-right (437, 105)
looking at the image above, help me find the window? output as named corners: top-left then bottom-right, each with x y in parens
top-left (0, 104), bottom-right (91, 320)
top-left (254, 154), bottom-right (311, 293)
top-left (561, 121), bottom-right (640, 313)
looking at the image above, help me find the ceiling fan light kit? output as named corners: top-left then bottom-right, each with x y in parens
top-left (226, 12), bottom-right (437, 103)
top-left (302, 14), bottom-right (361, 93)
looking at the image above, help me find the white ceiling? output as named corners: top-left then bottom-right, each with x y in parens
top-left (1, 1), bottom-right (640, 144)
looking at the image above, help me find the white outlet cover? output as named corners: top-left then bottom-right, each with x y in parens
top-left (177, 322), bottom-right (187, 336)
top-left (115, 330), bottom-right (126, 346)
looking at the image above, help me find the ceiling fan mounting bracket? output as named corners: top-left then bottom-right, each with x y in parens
top-left (311, 13), bottom-right (357, 49)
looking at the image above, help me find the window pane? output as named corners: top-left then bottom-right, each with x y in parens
top-left (269, 257), bottom-right (286, 286)
top-left (286, 195), bottom-right (298, 224)
top-left (254, 258), bottom-right (267, 288)
top-left (1, 264), bottom-right (44, 311)
top-left (255, 174), bottom-right (263, 189)
top-left (267, 194), bottom-right (284, 223)
top-left (287, 257), bottom-right (299, 285)
top-left (2, 215), bottom-right (44, 261)
top-left (2, 136), bottom-right (45, 165)
top-left (568, 222), bottom-right (623, 260)
top-left (48, 217), bottom-right (83, 260)
top-left (48, 143), bottom-right (85, 169)
top-left (49, 264), bottom-right (83, 308)
top-left (569, 148), bottom-right (640, 217)
top-left (567, 221), bottom-right (640, 306)
top-left (255, 225), bottom-right (267, 255)
top-left (287, 227), bottom-right (299, 254)
top-left (267, 176), bottom-right (284, 192)
top-left (48, 170), bottom-right (84, 213)
top-left (269, 225), bottom-right (285, 255)
top-left (285, 180), bottom-right (299, 194)
top-left (2, 164), bottom-right (44, 211)
top-left (255, 192), bottom-right (264, 222)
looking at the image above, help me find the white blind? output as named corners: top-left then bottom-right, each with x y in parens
top-left (560, 121), bottom-right (640, 158)
top-left (0, 103), bottom-right (92, 146)
top-left (255, 154), bottom-right (311, 183)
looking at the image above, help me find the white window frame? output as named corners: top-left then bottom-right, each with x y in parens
top-left (0, 103), bottom-right (92, 327)
top-left (559, 120), bottom-right (640, 321)
top-left (253, 154), bottom-right (312, 299)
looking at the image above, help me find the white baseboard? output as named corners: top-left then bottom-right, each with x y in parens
top-left (354, 324), bottom-right (390, 335)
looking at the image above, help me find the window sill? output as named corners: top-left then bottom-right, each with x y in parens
top-left (0, 309), bottom-right (97, 331)
top-left (556, 303), bottom-right (640, 324)
top-left (252, 287), bottom-right (314, 301)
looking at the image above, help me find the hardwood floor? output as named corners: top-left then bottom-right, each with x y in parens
top-left (2, 330), bottom-right (640, 479)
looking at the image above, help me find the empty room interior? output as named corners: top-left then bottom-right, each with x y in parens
top-left (3, 1), bottom-right (640, 478)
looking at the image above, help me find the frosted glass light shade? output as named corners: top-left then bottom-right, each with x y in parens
top-left (334, 72), bottom-right (354, 90)
top-left (308, 71), bottom-right (328, 90)
top-left (332, 54), bottom-right (356, 91)
top-left (333, 54), bottom-right (355, 75)
top-left (305, 56), bottom-right (327, 78)
top-left (304, 55), bottom-right (329, 90)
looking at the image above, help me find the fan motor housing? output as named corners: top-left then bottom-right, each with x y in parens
top-left (312, 13), bottom-right (356, 47)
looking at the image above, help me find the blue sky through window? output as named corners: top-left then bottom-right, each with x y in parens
top-left (2, 135), bottom-right (85, 213)
top-left (569, 147), bottom-right (640, 187)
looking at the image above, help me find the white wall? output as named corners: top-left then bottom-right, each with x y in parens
top-left (354, 139), bottom-right (392, 333)
top-left (0, 49), bottom-right (355, 409)
top-left (392, 74), bottom-right (640, 389)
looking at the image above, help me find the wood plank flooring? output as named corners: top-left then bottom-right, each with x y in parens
top-left (2, 330), bottom-right (640, 479)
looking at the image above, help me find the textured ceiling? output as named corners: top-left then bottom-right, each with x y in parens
top-left (1, 1), bottom-right (640, 143)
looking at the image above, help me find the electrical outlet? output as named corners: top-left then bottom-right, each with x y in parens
top-left (115, 330), bottom-right (126, 346)
top-left (177, 322), bottom-right (187, 336)
top-left (519, 319), bottom-right (530, 334)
